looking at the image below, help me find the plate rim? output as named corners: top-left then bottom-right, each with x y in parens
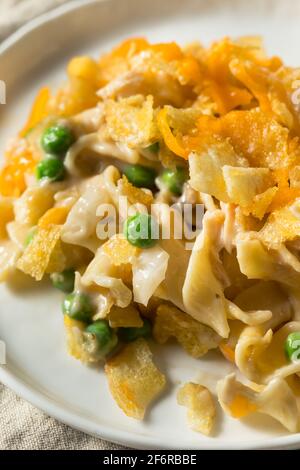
top-left (0, 0), bottom-right (105, 55)
top-left (0, 0), bottom-right (300, 450)
top-left (2, 363), bottom-right (300, 450)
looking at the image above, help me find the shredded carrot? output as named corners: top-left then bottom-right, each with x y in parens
top-left (0, 140), bottom-right (38, 197)
top-left (20, 87), bottom-right (50, 137)
top-left (150, 42), bottom-right (183, 61)
top-left (38, 206), bottom-right (70, 229)
top-left (109, 37), bottom-right (149, 59)
top-left (265, 168), bottom-right (300, 212)
top-left (68, 57), bottom-right (100, 85)
top-left (177, 57), bottom-right (202, 85)
top-left (157, 108), bottom-right (189, 159)
top-left (107, 39), bottom-right (182, 61)
top-left (219, 343), bottom-right (235, 363)
top-left (230, 60), bottom-right (272, 115)
top-left (267, 187), bottom-right (300, 212)
top-left (229, 395), bottom-right (258, 418)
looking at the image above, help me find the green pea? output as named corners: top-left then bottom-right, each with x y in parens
top-left (285, 332), bottom-right (300, 362)
top-left (85, 320), bottom-right (118, 356)
top-left (24, 227), bottom-right (37, 247)
top-left (161, 167), bottom-right (188, 196)
top-left (145, 142), bottom-right (160, 153)
top-left (124, 164), bottom-right (157, 189)
top-left (62, 292), bottom-right (94, 322)
top-left (36, 155), bottom-right (65, 182)
top-left (41, 124), bottom-right (75, 155)
top-left (119, 319), bottom-right (152, 342)
top-left (51, 269), bottom-right (75, 294)
top-left (124, 213), bottom-right (158, 249)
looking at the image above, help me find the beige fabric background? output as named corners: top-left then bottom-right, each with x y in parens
top-left (0, 0), bottom-right (127, 450)
top-left (0, 384), bottom-right (127, 450)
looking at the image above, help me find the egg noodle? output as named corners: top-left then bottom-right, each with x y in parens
top-left (2, 36), bottom-right (300, 435)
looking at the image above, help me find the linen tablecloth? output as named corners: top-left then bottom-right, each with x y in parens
top-left (0, 0), bottom-right (127, 450)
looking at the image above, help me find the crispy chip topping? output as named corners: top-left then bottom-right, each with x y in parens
top-left (105, 339), bottom-right (166, 419)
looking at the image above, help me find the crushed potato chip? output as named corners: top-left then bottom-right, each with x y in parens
top-left (289, 166), bottom-right (300, 188)
top-left (17, 225), bottom-right (64, 280)
top-left (222, 166), bottom-right (272, 207)
top-left (189, 139), bottom-right (247, 202)
top-left (105, 338), bottom-right (166, 419)
top-left (64, 315), bottom-right (86, 360)
top-left (177, 383), bottom-right (216, 436)
top-left (230, 58), bottom-right (300, 134)
top-left (164, 105), bottom-right (202, 135)
top-left (118, 176), bottom-right (153, 207)
top-left (243, 186), bottom-right (278, 220)
top-left (137, 296), bottom-right (163, 320)
top-left (97, 235), bottom-right (135, 286)
top-left (105, 95), bottom-right (158, 147)
top-left (222, 166), bottom-right (277, 219)
top-left (102, 233), bottom-right (140, 265)
top-left (46, 239), bottom-right (66, 274)
top-left (153, 304), bottom-right (221, 358)
top-left (109, 304), bottom-right (143, 328)
top-left (196, 109), bottom-right (294, 170)
top-left (64, 316), bottom-right (106, 364)
top-left (259, 202), bottom-right (300, 249)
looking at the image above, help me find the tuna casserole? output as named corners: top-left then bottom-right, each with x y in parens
top-left (1, 36), bottom-right (300, 435)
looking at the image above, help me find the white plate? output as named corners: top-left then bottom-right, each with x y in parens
top-left (1, 0), bottom-right (300, 450)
